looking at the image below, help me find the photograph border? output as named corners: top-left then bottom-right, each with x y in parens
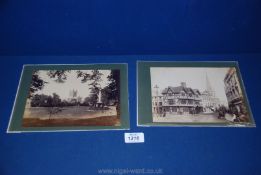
top-left (7, 63), bottom-right (130, 133)
top-left (137, 61), bottom-right (255, 127)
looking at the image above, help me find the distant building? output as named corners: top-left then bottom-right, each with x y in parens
top-left (152, 82), bottom-right (203, 115)
top-left (224, 68), bottom-right (244, 115)
top-left (152, 95), bottom-right (163, 114)
top-left (67, 89), bottom-right (79, 105)
top-left (69, 89), bottom-right (78, 98)
top-left (201, 74), bottom-right (221, 113)
top-left (152, 85), bottom-right (163, 114)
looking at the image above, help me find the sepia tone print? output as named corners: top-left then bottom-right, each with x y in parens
top-left (151, 67), bottom-right (250, 124)
top-left (23, 69), bottom-right (120, 127)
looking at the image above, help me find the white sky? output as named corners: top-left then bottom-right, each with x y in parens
top-left (150, 67), bottom-right (231, 103)
top-left (35, 70), bottom-right (111, 100)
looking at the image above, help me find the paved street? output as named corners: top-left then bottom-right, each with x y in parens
top-left (153, 112), bottom-right (229, 123)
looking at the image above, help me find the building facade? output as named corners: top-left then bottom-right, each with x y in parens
top-left (152, 95), bottom-right (163, 114)
top-left (201, 74), bottom-right (221, 113)
top-left (224, 68), bottom-right (245, 115)
top-left (152, 82), bottom-right (203, 115)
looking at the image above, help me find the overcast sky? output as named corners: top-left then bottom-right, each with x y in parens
top-left (35, 70), bottom-right (111, 100)
top-left (150, 67), bottom-right (231, 104)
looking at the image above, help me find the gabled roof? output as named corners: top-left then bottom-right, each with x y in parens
top-left (162, 86), bottom-right (201, 95)
top-left (192, 89), bottom-right (201, 95)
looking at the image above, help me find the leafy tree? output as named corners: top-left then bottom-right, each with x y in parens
top-left (101, 89), bottom-right (109, 105)
top-left (29, 71), bottom-right (46, 98)
top-left (88, 87), bottom-right (99, 106)
top-left (82, 97), bottom-right (91, 106)
top-left (31, 93), bottom-right (62, 118)
top-left (47, 70), bottom-right (71, 83)
top-left (77, 69), bottom-right (120, 107)
top-left (29, 69), bottom-right (120, 110)
top-left (29, 70), bottom-right (69, 98)
top-left (61, 100), bottom-right (70, 107)
top-left (31, 94), bottom-right (49, 107)
top-left (77, 70), bottom-right (103, 107)
top-left (76, 70), bottom-right (103, 86)
top-left (30, 94), bottom-right (42, 107)
top-left (104, 70), bottom-right (120, 104)
top-left (45, 93), bottom-right (62, 119)
top-left (104, 70), bottom-right (120, 116)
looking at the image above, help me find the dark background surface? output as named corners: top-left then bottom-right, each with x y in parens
top-left (0, 55), bottom-right (261, 175)
top-left (0, 0), bottom-right (261, 55)
top-left (1, 0), bottom-right (261, 175)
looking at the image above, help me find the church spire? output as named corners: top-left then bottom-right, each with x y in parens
top-left (154, 85), bottom-right (159, 96)
top-left (206, 73), bottom-right (215, 96)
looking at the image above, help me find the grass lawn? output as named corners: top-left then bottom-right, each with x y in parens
top-left (23, 115), bottom-right (120, 127)
top-left (22, 106), bottom-right (120, 127)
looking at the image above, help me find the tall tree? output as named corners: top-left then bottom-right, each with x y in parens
top-left (103, 70), bottom-right (120, 117)
top-left (88, 87), bottom-right (99, 106)
top-left (105, 70), bottom-right (120, 103)
top-left (29, 71), bottom-right (46, 98)
top-left (77, 70), bottom-right (103, 106)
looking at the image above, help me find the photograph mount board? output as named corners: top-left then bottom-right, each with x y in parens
top-left (138, 61), bottom-right (255, 127)
top-left (8, 64), bottom-right (129, 132)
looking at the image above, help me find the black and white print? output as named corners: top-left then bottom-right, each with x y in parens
top-left (150, 67), bottom-right (250, 123)
top-left (23, 69), bottom-right (120, 127)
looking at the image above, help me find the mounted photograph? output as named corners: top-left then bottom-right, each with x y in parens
top-left (8, 64), bottom-right (129, 132)
top-left (138, 61), bottom-right (255, 127)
